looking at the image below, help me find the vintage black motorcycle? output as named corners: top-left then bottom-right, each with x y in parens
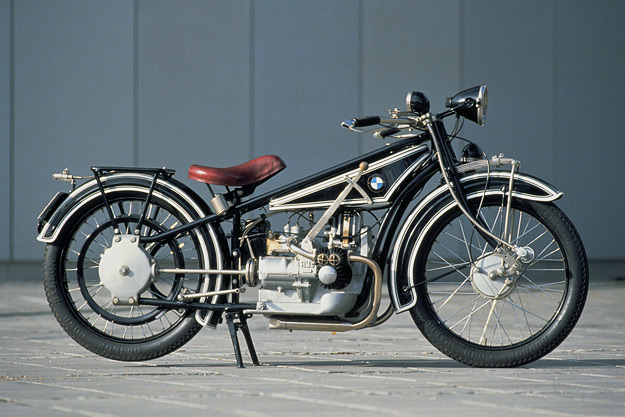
top-left (37, 85), bottom-right (588, 368)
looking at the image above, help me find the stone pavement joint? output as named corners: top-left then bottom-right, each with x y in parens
top-left (1, 275), bottom-right (624, 417)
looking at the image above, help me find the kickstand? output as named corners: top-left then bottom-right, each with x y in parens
top-left (225, 312), bottom-right (260, 368)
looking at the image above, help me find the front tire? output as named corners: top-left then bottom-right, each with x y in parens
top-left (43, 187), bottom-right (220, 361)
top-left (409, 196), bottom-right (588, 367)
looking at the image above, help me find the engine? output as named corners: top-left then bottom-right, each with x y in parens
top-left (240, 212), bottom-right (370, 318)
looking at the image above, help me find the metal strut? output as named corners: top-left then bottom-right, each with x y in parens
top-left (426, 120), bottom-right (515, 251)
top-left (225, 312), bottom-right (260, 368)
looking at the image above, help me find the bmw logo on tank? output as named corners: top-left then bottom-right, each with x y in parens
top-left (368, 175), bottom-right (385, 192)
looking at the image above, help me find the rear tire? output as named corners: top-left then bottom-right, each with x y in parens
top-left (409, 196), bottom-right (588, 367)
top-left (43, 187), bottom-right (220, 361)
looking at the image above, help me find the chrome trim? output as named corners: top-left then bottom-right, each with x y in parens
top-left (36, 173), bottom-right (225, 326)
top-left (477, 84), bottom-right (488, 126)
top-left (389, 171), bottom-right (563, 313)
top-left (177, 288), bottom-right (243, 301)
top-left (209, 194), bottom-right (230, 215)
top-left (285, 239), bottom-right (315, 260)
top-left (269, 145), bottom-right (429, 211)
top-left (159, 268), bottom-right (247, 275)
top-left (304, 162), bottom-right (368, 241)
top-left (455, 155), bottom-right (516, 174)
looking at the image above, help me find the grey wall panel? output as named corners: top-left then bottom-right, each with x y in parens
top-left (137, 1), bottom-right (251, 197)
top-left (462, 1), bottom-right (624, 259)
top-left (5, 0), bottom-right (625, 262)
top-left (13, 0), bottom-right (134, 260)
top-left (555, 1), bottom-right (625, 260)
top-left (362, 0), bottom-right (460, 152)
top-left (253, 0), bottom-right (360, 190)
top-left (0, 0), bottom-right (10, 261)
top-left (462, 1), bottom-right (554, 181)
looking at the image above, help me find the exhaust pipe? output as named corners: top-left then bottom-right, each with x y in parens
top-left (268, 254), bottom-right (383, 332)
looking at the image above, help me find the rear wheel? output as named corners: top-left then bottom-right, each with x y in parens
top-left (409, 196), bottom-right (588, 367)
top-left (43, 188), bottom-right (220, 361)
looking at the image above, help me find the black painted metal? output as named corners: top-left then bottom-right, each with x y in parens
top-left (135, 171), bottom-right (164, 233)
top-left (91, 167), bottom-right (120, 233)
top-left (236, 134), bottom-right (430, 213)
top-left (226, 313), bottom-right (260, 368)
top-left (138, 297), bottom-right (256, 311)
top-left (428, 120), bottom-right (498, 249)
top-left (91, 166), bottom-right (176, 177)
top-left (140, 135), bottom-right (431, 244)
top-left (91, 166), bottom-right (176, 236)
top-left (348, 161), bottom-right (440, 314)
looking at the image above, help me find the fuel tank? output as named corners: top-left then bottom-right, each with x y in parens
top-left (269, 140), bottom-right (430, 211)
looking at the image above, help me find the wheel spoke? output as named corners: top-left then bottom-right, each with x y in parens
top-left (419, 199), bottom-right (573, 349)
top-left (445, 297), bottom-right (492, 331)
top-left (54, 196), bottom-right (208, 343)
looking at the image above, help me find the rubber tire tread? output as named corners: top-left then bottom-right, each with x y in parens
top-left (42, 189), bottom-right (208, 362)
top-left (409, 199), bottom-right (588, 367)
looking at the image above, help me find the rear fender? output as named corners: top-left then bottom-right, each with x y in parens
top-left (37, 172), bottom-right (231, 327)
top-left (37, 172), bottom-right (215, 243)
top-left (389, 171), bottom-right (562, 313)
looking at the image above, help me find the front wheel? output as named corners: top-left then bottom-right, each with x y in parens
top-left (409, 196), bottom-right (588, 367)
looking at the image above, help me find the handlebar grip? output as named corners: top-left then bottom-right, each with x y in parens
top-left (373, 128), bottom-right (400, 139)
top-left (352, 116), bottom-right (380, 127)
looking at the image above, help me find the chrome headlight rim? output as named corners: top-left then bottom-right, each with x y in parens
top-left (476, 84), bottom-right (488, 126)
top-left (446, 84), bottom-right (489, 125)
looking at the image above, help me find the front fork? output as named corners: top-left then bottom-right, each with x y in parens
top-left (427, 120), bottom-right (520, 254)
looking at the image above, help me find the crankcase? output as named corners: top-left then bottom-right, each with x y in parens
top-left (254, 255), bottom-right (365, 317)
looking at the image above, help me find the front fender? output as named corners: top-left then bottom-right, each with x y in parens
top-left (388, 171), bottom-right (562, 314)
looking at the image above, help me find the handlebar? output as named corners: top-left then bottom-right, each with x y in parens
top-left (344, 85), bottom-right (487, 138)
top-left (341, 116), bottom-right (380, 130)
top-left (351, 116), bottom-right (381, 127)
top-left (342, 112), bottom-right (432, 139)
top-left (373, 128), bottom-right (400, 139)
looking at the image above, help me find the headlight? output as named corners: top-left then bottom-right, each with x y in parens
top-left (446, 84), bottom-right (488, 125)
top-left (406, 91), bottom-right (430, 114)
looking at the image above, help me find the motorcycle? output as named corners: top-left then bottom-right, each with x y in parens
top-left (36, 85), bottom-right (588, 368)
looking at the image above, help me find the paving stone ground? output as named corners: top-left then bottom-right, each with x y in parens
top-left (1, 264), bottom-right (624, 417)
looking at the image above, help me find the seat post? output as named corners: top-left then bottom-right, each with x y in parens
top-left (205, 184), bottom-right (216, 198)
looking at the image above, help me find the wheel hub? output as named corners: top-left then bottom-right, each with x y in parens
top-left (99, 234), bottom-right (155, 305)
top-left (470, 252), bottom-right (519, 299)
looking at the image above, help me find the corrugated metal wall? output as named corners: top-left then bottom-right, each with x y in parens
top-left (2, 0), bottom-right (624, 263)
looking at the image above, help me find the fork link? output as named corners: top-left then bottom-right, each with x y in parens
top-left (503, 160), bottom-right (521, 244)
